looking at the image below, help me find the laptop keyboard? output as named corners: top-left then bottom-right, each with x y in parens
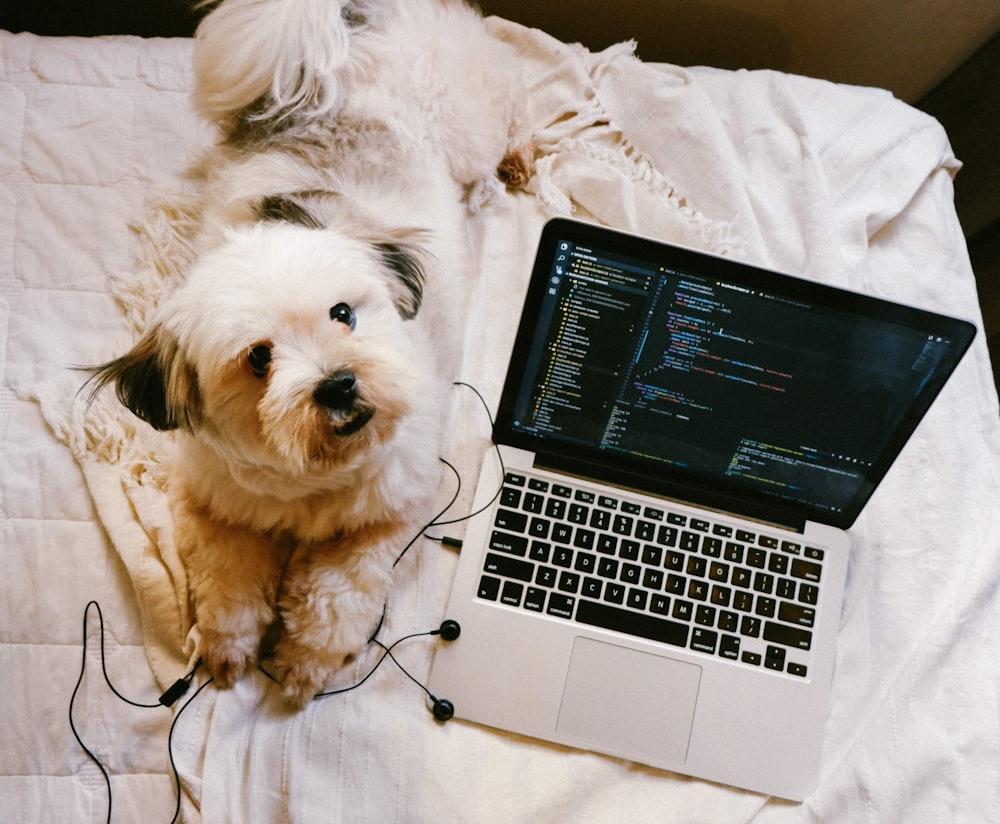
top-left (476, 472), bottom-right (827, 678)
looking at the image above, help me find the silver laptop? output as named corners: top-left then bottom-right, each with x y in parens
top-left (428, 218), bottom-right (975, 800)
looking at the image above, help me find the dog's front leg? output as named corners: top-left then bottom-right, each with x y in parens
top-left (272, 524), bottom-right (404, 708)
top-left (173, 495), bottom-right (289, 688)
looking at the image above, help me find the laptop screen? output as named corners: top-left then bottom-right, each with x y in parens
top-left (496, 219), bottom-right (976, 530)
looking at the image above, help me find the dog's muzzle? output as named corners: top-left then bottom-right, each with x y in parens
top-left (313, 370), bottom-right (373, 435)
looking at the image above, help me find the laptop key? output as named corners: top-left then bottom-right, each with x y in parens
top-left (613, 514), bottom-right (634, 535)
top-left (545, 499), bottom-right (567, 519)
top-left (604, 582), bottom-right (626, 604)
top-left (552, 546), bottom-right (574, 567)
top-left (529, 541), bottom-right (551, 563)
top-left (558, 571), bottom-right (581, 593)
top-left (547, 593), bottom-right (575, 618)
top-left (576, 600), bottom-right (688, 647)
top-left (798, 583), bottom-right (819, 605)
top-left (524, 587), bottom-right (546, 611)
top-left (718, 610), bottom-right (739, 632)
top-left (597, 557), bottom-right (619, 578)
top-left (701, 537), bottom-right (723, 557)
top-left (763, 621), bottom-right (813, 650)
top-left (665, 574), bottom-right (685, 594)
top-left (523, 492), bottom-right (545, 513)
top-left (627, 588), bottom-right (648, 610)
top-left (636, 520), bottom-right (656, 541)
top-left (489, 531), bottom-right (528, 556)
top-left (658, 525), bottom-right (679, 547)
top-left (619, 540), bottom-right (640, 561)
top-left (620, 563), bottom-right (641, 585)
top-left (590, 509), bottom-right (611, 530)
top-left (719, 634), bottom-right (741, 659)
top-left (552, 523), bottom-right (573, 544)
top-left (695, 605), bottom-right (716, 626)
top-left (650, 594), bottom-right (671, 615)
top-left (641, 545), bottom-right (663, 566)
top-left (500, 487), bottom-right (521, 507)
top-left (690, 627), bottom-right (717, 654)
top-left (680, 531), bottom-right (700, 551)
top-left (765, 645), bottom-right (786, 671)
top-left (791, 558), bottom-right (823, 582)
top-left (778, 601), bottom-right (816, 627)
top-left (478, 575), bottom-right (501, 600)
top-left (536, 566), bottom-right (557, 587)
top-left (484, 553), bottom-right (534, 582)
top-left (528, 517), bottom-right (550, 539)
top-left (501, 581), bottom-right (524, 606)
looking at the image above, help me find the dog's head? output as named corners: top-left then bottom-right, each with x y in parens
top-left (89, 202), bottom-right (431, 478)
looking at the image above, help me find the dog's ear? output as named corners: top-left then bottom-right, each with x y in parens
top-left (255, 195), bottom-right (325, 230)
top-left (371, 236), bottom-right (428, 320)
top-left (85, 325), bottom-right (201, 432)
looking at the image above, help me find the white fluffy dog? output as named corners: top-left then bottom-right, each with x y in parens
top-left (89, 0), bottom-right (528, 707)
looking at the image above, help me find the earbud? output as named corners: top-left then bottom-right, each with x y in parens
top-left (431, 697), bottom-right (455, 722)
top-left (437, 619), bottom-right (461, 642)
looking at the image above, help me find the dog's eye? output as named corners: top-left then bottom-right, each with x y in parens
top-left (248, 344), bottom-right (272, 377)
top-left (330, 302), bottom-right (356, 330)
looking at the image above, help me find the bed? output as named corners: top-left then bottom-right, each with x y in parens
top-left (2, 16), bottom-right (999, 823)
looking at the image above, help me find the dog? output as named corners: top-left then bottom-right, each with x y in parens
top-left (88, 0), bottom-right (528, 708)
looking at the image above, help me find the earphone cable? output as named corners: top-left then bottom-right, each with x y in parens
top-left (420, 380), bottom-right (506, 531)
top-left (167, 676), bottom-right (214, 824)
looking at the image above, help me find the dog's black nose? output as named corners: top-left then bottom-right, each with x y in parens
top-left (314, 370), bottom-right (357, 411)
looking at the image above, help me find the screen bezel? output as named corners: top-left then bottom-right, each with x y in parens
top-left (493, 218), bottom-right (977, 531)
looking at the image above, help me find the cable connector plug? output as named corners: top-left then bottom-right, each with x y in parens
top-left (159, 660), bottom-right (202, 707)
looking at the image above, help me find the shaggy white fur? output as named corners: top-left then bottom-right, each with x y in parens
top-left (89, 0), bottom-right (528, 707)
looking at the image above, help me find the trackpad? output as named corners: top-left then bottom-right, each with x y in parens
top-left (557, 637), bottom-right (701, 765)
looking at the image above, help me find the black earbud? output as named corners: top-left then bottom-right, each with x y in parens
top-left (437, 619), bottom-right (461, 642)
top-left (431, 697), bottom-right (455, 722)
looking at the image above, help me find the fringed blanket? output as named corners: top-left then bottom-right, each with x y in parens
top-left (3, 19), bottom-right (999, 823)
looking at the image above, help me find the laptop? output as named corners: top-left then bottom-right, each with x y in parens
top-left (428, 217), bottom-right (975, 800)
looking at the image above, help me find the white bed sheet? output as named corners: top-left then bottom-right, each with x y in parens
top-left (2, 20), bottom-right (999, 823)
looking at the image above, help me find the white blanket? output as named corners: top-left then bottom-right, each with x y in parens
top-left (2, 19), bottom-right (999, 823)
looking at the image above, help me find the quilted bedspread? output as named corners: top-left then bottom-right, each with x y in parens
top-left (2, 18), bottom-right (999, 823)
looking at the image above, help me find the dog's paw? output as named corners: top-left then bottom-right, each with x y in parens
top-left (271, 638), bottom-right (356, 709)
top-left (199, 627), bottom-right (259, 688)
